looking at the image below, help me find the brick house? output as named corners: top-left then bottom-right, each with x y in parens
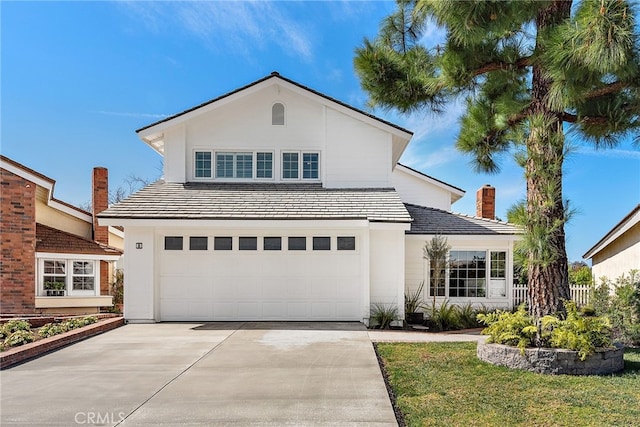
top-left (1, 155), bottom-right (123, 315)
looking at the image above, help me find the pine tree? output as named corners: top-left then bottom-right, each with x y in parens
top-left (355, 0), bottom-right (640, 318)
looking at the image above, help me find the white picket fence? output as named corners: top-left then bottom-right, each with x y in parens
top-left (512, 284), bottom-right (591, 308)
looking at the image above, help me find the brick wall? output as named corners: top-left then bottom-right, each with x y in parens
top-left (0, 169), bottom-right (37, 314)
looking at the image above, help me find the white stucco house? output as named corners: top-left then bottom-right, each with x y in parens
top-left (99, 72), bottom-right (521, 323)
top-left (583, 204), bottom-right (640, 281)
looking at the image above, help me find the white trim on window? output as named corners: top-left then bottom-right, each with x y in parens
top-left (37, 257), bottom-right (101, 297)
top-left (281, 150), bottom-right (321, 181)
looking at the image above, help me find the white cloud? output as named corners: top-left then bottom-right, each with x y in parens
top-left (90, 110), bottom-right (168, 119)
top-left (576, 147), bottom-right (640, 159)
top-left (118, 1), bottom-right (314, 61)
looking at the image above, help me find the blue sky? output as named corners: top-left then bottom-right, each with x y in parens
top-left (2, 1), bottom-right (639, 263)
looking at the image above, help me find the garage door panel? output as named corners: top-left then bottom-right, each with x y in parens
top-left (262, 278), bottom-right (288, 299)
top-left (311, 302), bottom-right (336, 318)
top-left (159, 233), bottom-right (363, 321)
top-left (311, 278), bottom-right (337, 299)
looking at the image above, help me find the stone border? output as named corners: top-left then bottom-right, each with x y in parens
top-left (477, 340), bottom-right (624, 375)
top-left (1, 317), bottom-right (125, 370)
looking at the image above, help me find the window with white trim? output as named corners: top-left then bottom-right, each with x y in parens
top-left (303, 153), bottom-right (319, 179)
top-left (215, 152), bottom-right (254, 179)
top-left (256, 152), bottom-right (273, 179)
top-left (427, 250), bottom-right (508, 299)
top-left (282, 152), bottom-right (299, 179)
top-left (40, 259), bottom-right (99, 296)
top-left (72, 261), bottom-right (95, 291)
top-left (195, 151), bottom-right (212, 178)
top-left (282, 151), bottom-right (320, 180)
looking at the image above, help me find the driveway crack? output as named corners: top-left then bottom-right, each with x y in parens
top-left (115, 323), bottom-right (245, 426)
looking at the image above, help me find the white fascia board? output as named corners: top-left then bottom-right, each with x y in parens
top-left (1, 158), bottom-right (92, 223)
top-left (583, 207), bottom-right (640, 259)
top-left (369, 222), bottom-right (411, 231)
top-left (36, 252), bottom-right (122, 262)
top-left (396, 164), bottom-right (466, 200)
top-left (405, 234), bottom-right (520, 243)
top-left (108, 226), bottom-right (125, 238)
top-left (1, 159), bottom-right (55, 193)
top-left (48, 200), bottom-right (93, 222)
top-left (99, 218), bottom-right (372, 229)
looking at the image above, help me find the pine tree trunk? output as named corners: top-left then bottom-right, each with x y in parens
top-left (526, 1), bottom-right (572, 320)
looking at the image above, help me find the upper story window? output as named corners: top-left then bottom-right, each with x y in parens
top-left (216, 153), bottom-right (253, 179)
top-left (282, 152), bottom-right (299, 179)
top-left (192, 150), bottom-right (317, 181)
top-left (272, 102), bottom-right (285, 125)
top-left (256, 152), bottom-right (273, 179)
top-left (195, 151), bottom-right (212, 178)
top-left (303, 153), bottom-right (319, 179)
top-left (282, 151), bottom-right (319, 180)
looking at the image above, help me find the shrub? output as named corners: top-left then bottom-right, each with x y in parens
top-left (370, 303), bottom-right (399, 329)
top-left (4, 330), bottom-right (35, 347)
top-left (405, 281), bottom-right (425, 314)
top-left (592, 271), bottom-right (640, 346)
top-left (541, 301), bottom-right (614, 360)
top-left (477, 304), bottom-right (537, 352)
top-left (38, 322), bottom-right (69, 338)
top-left (38, 316), bottom-right (99, 338)
top-left (0, 319), bottom-right (31, 339)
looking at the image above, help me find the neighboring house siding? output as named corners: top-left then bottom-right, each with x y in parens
top-left (392, 168), bottom-right (453, 211)
top-left (0, 169), bottom-right (37, 313)
top-left (592, 222), bottom-right (640, 281)
top-left (35, 194), bottom-right (92, 241)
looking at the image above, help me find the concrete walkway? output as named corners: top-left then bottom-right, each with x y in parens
top-left (1, 322), bottom-right (399, 426)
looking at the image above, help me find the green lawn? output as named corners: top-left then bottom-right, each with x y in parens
top-left (376, 342), bottom-right (640, 427)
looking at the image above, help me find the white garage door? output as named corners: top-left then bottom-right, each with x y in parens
top-left (158, 235), bottom-right (363, 321)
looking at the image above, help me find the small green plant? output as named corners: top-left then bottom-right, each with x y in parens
top-left (0, 319), bottom-right (31, 339)
top-left (426, 300), bottom-right (461, 332)
top-left (4, 330), bottom-right (35, 347)
top-left (38, 316), bottom-right (99, 339)
top-left (44, 281), bottom-right (66, 291)
top-left (457, 303), bottom-right (482, 329)
top-left (477, 304), bottom-right (537, 353)
top-left (370, 303), bottom-right (399, 329)
top-left (405, 281), bottom-right (425, 314)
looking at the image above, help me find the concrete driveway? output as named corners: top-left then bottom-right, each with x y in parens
top-left (0, 322), bottom-right (397, 426)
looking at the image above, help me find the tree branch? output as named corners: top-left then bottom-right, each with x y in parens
top-left (583, 81), bottom-right (628, 100)
top-left (472, 56), bottom-right (532, 77)
top-left (560, 112), bottom-right (609, 125)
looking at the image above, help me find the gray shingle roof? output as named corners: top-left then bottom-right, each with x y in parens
top-left (405, 204), bottom-right (522, 235)
top-left (98, 181), bottom-right (412, 223)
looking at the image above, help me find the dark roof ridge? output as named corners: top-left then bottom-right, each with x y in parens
top-left (404, 203), bottom-right (519, 227)
top-left (136, 72), bottom-right (413, 135)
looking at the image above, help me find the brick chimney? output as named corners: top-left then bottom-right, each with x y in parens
top-left (92, 167), bottom-right (109, 245)
top-left (476, 184), bottom-right (495, 220)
